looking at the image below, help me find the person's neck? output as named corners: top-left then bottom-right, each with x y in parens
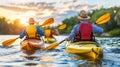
top-left (80, 20), bottom-right (89, 23)
top-left (29, 23), bottom-right (34, 25)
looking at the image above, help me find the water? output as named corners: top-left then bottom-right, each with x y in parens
top-left (0, 35), bottom-right (120, 67)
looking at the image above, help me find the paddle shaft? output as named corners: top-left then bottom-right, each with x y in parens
top-left (59, 39), bottom-right (65, 44)
top-left (95, 40), bottom-right (100, 47)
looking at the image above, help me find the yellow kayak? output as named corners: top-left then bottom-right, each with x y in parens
top-left (20, 39), bottom-right (44, 54)
top-left (65, 41), bottom-right (102, 60)
top-left (44, 37), bottom-right (56, 44)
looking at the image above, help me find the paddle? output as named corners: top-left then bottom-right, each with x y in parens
top-left (40, 18), bottom-right (54, 26)
top-left (43, 13), bottom-right (110, 50)
top-left (58, 24), bottom-right (67, 30)
top-left (2, 18), bottom-right (54, 47)
top-left (2, 38), bottom-right (19, 47)
top-left (95, 13), bottom-right (110, 24)
top-left (43, 40), bottom-right (65, 50)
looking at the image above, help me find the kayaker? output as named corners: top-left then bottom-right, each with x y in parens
top-left (65, 10), bottom-right (103, 42)
top-left (44, 26), bottom-right (59, 38)
top-left (19, 18), bottom-right (44, 40)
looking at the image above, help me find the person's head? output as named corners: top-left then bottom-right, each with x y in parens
top-left (78, 10), bottom-right (90, 21)
top-left (28, 18), bottom-right (36, 25)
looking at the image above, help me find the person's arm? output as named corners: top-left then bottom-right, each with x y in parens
top-left (19, 28), bottom-right (26, 39)
top-left (92, 24), bottom-right (103, 34)
top-left (36, 26), bottom-right (44, 36)
top-left (66, 25), bottom-right (79, 40)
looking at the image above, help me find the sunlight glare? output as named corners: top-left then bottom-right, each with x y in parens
top-left (18, 15), bottom-right (28, 26)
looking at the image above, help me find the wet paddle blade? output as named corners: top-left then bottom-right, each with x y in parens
top-left (58, 24), bottom-right (67, 29)
top-left (43, 42), bottom-right (59, 50)
top-left (96, 13), bottom-right (110, 24)
top-left (41, 18), bottom-right (54, 26)
top-left (2, 38), bottom-right (18, 46)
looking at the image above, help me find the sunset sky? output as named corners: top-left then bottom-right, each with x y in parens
top-left (0, 0), bottom-right (120, 26)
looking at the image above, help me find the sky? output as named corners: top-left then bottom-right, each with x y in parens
top-left (0, 0), bottom-right (120, 26)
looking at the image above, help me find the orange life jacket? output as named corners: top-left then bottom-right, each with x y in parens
top-left (26, 25), bottom-right (40, 39)
top-left (44, 29), bottom-right (53, 38)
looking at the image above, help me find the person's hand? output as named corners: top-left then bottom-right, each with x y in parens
top-left (101, 33), bottom-right (109, 37)
top-left (39, 25), bottom-right (42, 28)
top-left (65, 38), bottom-right (69, 41)
top-left (92, 23), bottom-right (96, 25)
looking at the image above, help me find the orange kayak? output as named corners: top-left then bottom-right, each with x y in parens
top-left (20, 39), bottom-right (44, 54)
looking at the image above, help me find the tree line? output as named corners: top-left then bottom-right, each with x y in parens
top-left (0, 7), bottom-right (120, 36)
top-left (0, 17), bottom-right (25, 34)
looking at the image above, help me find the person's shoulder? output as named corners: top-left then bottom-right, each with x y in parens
top-left (36, 25), bottom-right (40, 28)
top-left (74, 24), bottom-right (79, 27)
top-left (36, 26), bottom-right (42, 30)
top-left (92, 23), bottom-right (98, 27)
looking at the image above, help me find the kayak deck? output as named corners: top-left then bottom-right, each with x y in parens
top-left (66, 41), bottom-right (103, 60)
top-left (44, 37), bottom-right (56, 44)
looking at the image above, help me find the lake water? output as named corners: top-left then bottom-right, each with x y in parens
top-left (0, 35), bottom-right (120, 67)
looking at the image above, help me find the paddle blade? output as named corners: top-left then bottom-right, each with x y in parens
top-left (43, 42), bottom-right (59, 50)
top-left (58, 24), bottom-right (67, 30)
top-left (96, 13), bottom-right (110, 24)
top-left (2, 38), bottom-right (17, 47)
top-left (41, 18), bottom-right (54, 26)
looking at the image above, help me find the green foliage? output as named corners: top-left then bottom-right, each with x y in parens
top-left (114, 10), bottom-right (120, 26)
top-left (0, 16), bottom-right (25, 34)
top-left (58, 16), bottom-right (79, 34)
top-left (108, 28), bottom-right (120, 36)
top-left (0, 17), bottom-right (10, 34)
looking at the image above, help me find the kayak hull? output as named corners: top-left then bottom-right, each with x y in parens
top-left (65, 41), bottom-right (103, 60)
top-left (20, 39), bottom-right (44, 54)
top-left (44, 37), bottom-right (56, 44)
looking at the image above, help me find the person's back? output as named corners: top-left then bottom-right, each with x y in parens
top-left (44, 26), bottom-right (59, 38)
top-left (74, 22), bottom-right (93, 42)
top-left (44, 27), bottom-right (52, 38)
top-left (66, 10), bottom-right (103, 42)
top-left (19, 18), bottom-right (44, 40)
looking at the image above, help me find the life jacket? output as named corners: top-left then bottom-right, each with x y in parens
top-left (44, 29), bottom-right (53, 38)
top-left (26, 25), bottom-right (40, 39)
top-left (74, 23), bottom-right (94, 41)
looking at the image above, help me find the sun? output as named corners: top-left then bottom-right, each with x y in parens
top-left (20, 17), bottom-right (28, 26)
top-left (18, 15), bottom-right (29, 26)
